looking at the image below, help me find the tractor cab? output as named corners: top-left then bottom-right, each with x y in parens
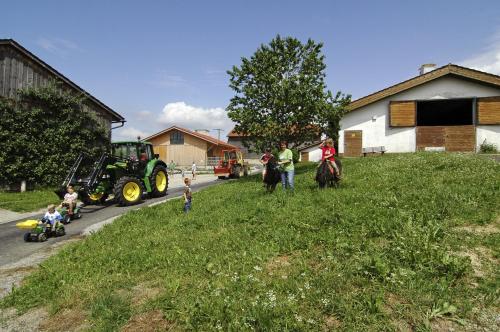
top-left (111, 142), bottom-right (157, 162)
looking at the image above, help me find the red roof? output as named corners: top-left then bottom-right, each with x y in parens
top-left (227, 129), bottom-right (249, 138)
top-left (145, 126), bottom-right (238, 149)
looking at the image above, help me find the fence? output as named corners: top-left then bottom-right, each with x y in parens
top-left (207, 157), bottom-right (221, 166)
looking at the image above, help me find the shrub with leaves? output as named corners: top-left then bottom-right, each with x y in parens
top-left (0, 83), bottom-right (110, 187)
top-left (479, 140), bottom-right (497, 154)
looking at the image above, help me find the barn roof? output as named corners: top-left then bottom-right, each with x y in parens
top-left (145, 126), bottom-right (238, 149)
top-left (0, 39), bottom-right (125, 122)
top-left (347, 64), bottom-right (500, 112)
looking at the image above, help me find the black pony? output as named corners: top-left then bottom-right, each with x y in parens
top-left (315, 159), bottom-right (342, 189)
top-left (263, 156), bottom-right (281, 192)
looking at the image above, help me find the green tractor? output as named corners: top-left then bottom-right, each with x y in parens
top-left (56, 141), bottom-right (168, 206)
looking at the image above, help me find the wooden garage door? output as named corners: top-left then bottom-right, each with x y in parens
top-left (344, 130), bottom-right (362, 157)
top-left (416, 126), bottom-right (475, 152)
top-left (301, 151), bottom-right (309, 162)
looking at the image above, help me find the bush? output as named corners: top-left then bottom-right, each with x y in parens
top-left (479, 140), bottom-right (497, 154)
top-left (0, 83), bottom-right (110, 187)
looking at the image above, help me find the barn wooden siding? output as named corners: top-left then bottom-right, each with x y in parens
top-left (0, 43), bottom-right (115, 131)
top-left (0, 45), bottom-right (50, 97)
top-left (477, 97), bottom-right (500, 125)
top-left (389, 101), bottom-right (416, 127)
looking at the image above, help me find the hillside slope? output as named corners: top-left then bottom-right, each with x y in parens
top-left (2, 153), bottom-right (499, 331)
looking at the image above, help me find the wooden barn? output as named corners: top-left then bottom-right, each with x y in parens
top-left (0, 39), bottom-right (125, 133)
top-left (145, 126), bottom-right (238, 167)
top-left (340, 64), bottom-right (500, 156)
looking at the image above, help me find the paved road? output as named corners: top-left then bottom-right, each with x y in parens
top-left (0, 179), bottom-right (222, 267)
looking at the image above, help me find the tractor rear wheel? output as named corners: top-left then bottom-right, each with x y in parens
top-left (114, 177), bottom-right (144, 206)
top-left (150, 165), bottom-right (168, 197)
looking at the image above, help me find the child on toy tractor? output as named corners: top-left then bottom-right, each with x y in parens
top-left (60, 185), bottom-right (78, 216)
top-left (17, 205), bottom-right (66, 242)
top-left (43, 204), bottom-right (63, 231)
top-left (57, 185), bottom-right (82, 224)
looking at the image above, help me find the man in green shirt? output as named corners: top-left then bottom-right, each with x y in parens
top-left (278, 142), bottom-right (294, 190)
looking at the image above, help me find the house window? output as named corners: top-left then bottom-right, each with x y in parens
top-left (170, 131), bottom-right (184, 144)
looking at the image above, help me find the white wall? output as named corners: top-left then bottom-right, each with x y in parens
top-left (299, 145), bottom-right (322, 162)
top-left (477, 126), bottom-right (500, 151)
top-left (340, 76), bottom-right (500, 153)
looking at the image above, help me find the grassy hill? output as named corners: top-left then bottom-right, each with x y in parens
top-left (2, 153), bottom-right (499, 331)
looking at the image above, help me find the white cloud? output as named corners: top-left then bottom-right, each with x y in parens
top-left (459, 32), bottom-right (500, 75)
top-left (36, 37), bottom-right (79, 57)
top-left (112, 126), bottom-right (150, 142)
top-left (159, 102), bottom-right (234, 137)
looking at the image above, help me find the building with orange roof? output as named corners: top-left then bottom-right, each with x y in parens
top-left (144, 126), bottom-right (238, 167)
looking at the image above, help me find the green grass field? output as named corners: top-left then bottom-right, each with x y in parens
top-left (2, 153), bottom-right (499, 331)
top-left (0, 189), bottom-right (59, 212)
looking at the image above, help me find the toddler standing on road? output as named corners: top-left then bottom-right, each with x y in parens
top-left (183, 178), bottom-right (192, 213)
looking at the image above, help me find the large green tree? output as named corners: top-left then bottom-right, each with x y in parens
top-left (0, 83), bottom-right (110, 187)
top-left (227, 35), bottom-right (350, 150)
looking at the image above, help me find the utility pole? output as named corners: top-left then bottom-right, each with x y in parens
top-left (212, 128), bottom-right (224, 141)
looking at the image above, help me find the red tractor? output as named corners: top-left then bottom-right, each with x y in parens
top-left (214, 149), bottom-right (249, 179)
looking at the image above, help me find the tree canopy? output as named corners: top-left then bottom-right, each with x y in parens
top-left (0, 83), bottom-right (110, 187)
top-left (227, 35), bottom-right (351, 151)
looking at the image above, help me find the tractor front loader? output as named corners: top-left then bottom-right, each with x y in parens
top-left (56, 141), bottom-right (168, 206)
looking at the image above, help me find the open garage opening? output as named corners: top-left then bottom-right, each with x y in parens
top-left (417, 99), bottom-right (474, 126)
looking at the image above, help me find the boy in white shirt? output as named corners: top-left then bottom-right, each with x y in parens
top-left (43, 204), bottom-right (63, 231)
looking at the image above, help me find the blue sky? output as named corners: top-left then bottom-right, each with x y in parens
top-left (2, 0), bottom-right (500, 140)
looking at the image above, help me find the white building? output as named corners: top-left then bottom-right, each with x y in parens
top-left (339, 64), bottom-right (500, 156)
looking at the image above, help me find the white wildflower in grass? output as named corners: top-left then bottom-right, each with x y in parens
top-left (265, 290), bottom-right (277, 308)
top-left (306, 318), bottom-right (316, 324)
top-left (321, 298), bottom-right (329, 306)
top-left (300, 272), bottom-right (306, 277)
top-left (304, 282), bottom-right (311, 290)
top-left (215, 322), bottom-right (223, 330)
top-left (253, 265), bottom-right (262, 271)
top-left (231, 273), bottom-right (239, 282)
top-left (294, 314), bottom-right (303, 322)
top-left (287, 293), bottom-right (296, 302)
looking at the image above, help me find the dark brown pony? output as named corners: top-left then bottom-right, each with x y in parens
top-left (263, 156), bottom-right (281, 192)
top-left (315, 159), bottom-right (342, 189)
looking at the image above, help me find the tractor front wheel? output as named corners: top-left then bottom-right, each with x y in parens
top-left (81, 192), bottom-right (109, 205)
top-left (150, 165), bottom-right (168, 197)
top-left (114, 177), bottom-right (144, 206)
top-left (232, 166), bottom-right (241, 179)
